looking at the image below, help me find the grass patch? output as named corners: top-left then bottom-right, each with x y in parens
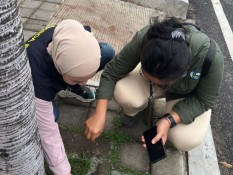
top-left (100, 116), bottom-right (132, 145)
top-left (108, 145), bottom-right (148, 175)
top-left (59, 124), bottom-right (84, 134)
top-left (46, 115), bottom-right (147, 175)
top-left (101, 129), bottom-right (132, 145)
top-left (100, 116), bottom-right (148, 175)
top-left (100, 116), bottom-right (132, 167)
top-left (69, 152), bottom-right (91, 175)
top-left (45, 152), bottom-right (92, 175)
top-left (109, 145), bottom-right (120, 167)
top-left (112, 114), bottom-right (122, 129)
top-left (44, 161), bottom-right (52, 175)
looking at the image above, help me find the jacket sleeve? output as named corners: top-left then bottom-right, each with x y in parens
top-left (172, 43), bottom-right (224, 124)
top-left (95, 31), bottom-right (143, 100)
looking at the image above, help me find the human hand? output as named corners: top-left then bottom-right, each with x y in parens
top-left (85, 113), bottom-right (105, 142)
top-left (153, 118), bottom-right (170, 144)
top-left (141, 118), bottom-right (170, 147)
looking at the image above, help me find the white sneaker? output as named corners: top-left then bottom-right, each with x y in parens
top-left (58, 86), bottom-right (96, 103)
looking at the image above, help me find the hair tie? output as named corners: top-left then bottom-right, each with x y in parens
top-left (171, 28), bottom-right (185, 41)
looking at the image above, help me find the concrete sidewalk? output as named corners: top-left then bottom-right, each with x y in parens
top-left (19, 0), bottom-right (221, 174)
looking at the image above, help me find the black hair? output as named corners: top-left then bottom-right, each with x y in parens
top-left (140, 17), bottom-right (191, 81)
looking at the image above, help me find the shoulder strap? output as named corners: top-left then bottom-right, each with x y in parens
top-left (201, 39), bottom-right (216, 78)
top-left (182, 23), bottom-right (216, 78)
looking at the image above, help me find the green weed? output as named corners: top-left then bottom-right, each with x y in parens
top-left (100, 116), bottom-right (132, 145)
top-left (68, 152), bottom-right (91, 175)
top-left (59, 124), bottom-right (84, 133)
top-left (101, 116), bottom-right (148, 175)
top-left (45, 152), bottom-right (91, 175)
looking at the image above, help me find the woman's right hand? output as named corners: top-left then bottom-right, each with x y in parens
top-left (85, 99), bottom-right (108, 142)
top-left (85, 113), bottom-right (106, 141)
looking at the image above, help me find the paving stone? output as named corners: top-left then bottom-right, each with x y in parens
top-left (47, 0), bottom-right (164, 53)
top-left (19, 7), bottom-right (34, 18)
top-left (26, 18), bottom-right (48, 26)
top-left (96, 162), bottom-right (112, 175)
top-left (30, 9), bottom-right (55, 21)
top-left (25, 19), bottom-right (48, 29)
top-left (60, 130), bottom-right (112, 174)
top-left (91, 99), bottom-right (121, 111)
top-left (39, 2), bottom-right (60, 12)
top-left (121, 114), bottom-right (149, 142)
top-left (61, 131), bottom-right (111, 155)
top-left (23, 19), bottom-right (48, 32)
top-left (20, 0), bottom-right (42, 9)
top-left (23, 30), bottom-right (36, 41)
top-left (88, 109), bottom-right (116, 132)
top-left (128, 0), bottom-right (189, 20)
top-left (58, 103), bottom-right (89, 129)
top-left (151, 148), bottom-right (186, 175)
top-left (36, 0), bottom-right (64, 4)
top-left (153, 98), bottom-right (166, 117)
top-left (104, 111), bottom-right (117, 131)
top-left (46, 0), bottom-right (64, 4)
top-left (119, 143), bottom-right (149, 173)
top-left (21, 17), bottom-right (28, 24)
top-left (86, 156), bottom-right (104, 175)
top-left (59, 97), bottom-right (92, 108)
top-left (111, 170), bottom-right (130, 175)
top-left (18, 0), bottom-right (25, 5)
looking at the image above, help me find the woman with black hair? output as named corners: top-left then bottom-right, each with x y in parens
top-left (85, 17), bottom-right (224, 151)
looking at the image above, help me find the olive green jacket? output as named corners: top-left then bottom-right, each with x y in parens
top-left (96, 25), bottom-right (224, 124)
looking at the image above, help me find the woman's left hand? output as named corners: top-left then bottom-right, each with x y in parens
top-left (142, 118), bottom-right (170, 147)
top-left (152, 118), bottom-right (170, 145)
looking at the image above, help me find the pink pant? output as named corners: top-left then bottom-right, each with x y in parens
top-left (35, 98), bottom-right (71, 175)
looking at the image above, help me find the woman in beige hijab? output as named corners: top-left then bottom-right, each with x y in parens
top-left (26, 19), bottom-right (115, 175)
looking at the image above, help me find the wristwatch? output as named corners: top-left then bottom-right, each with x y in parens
top-left (163, 113), bottom-right (176, 128)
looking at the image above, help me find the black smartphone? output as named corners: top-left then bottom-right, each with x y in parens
top-left (143, 126), bottom-right (166, 163)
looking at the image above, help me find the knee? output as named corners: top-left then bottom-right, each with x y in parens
top-left (114, 82), bottom-right (147, 110)
top-left (99, 42), bottom-right (115, 70)
top-left (100, 42), bottom-right (115, 58)
top-left (168, 111), bottom-right (211, 151)
top-left (171, 137), bottom-right (203, 151)
top-left (168, 127), bottom-right (206, 151)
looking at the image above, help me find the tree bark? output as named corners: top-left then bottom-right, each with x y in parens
top-left (0, 0), bottom-right (45, 174)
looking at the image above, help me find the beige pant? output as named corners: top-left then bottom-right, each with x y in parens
top-left (113, 64), bottom-right (211, 151)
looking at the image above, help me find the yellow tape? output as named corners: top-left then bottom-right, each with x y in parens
top-left (25, 25), bottom-right (55, 48)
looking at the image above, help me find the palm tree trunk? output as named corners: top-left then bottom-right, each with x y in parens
top-left (0, 0), bottom-right (45, 174)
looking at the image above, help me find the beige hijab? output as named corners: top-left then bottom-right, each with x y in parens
top-left (47, 19), bottom-right (100, 77)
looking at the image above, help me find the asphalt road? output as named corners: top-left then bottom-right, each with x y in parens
top-left (220, 0), bottom-right (233, 31)
top-left (189, 0), bottom-right (233, 174)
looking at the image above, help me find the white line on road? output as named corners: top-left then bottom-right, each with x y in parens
top-left (211, 0), bottom-right (233, 61)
